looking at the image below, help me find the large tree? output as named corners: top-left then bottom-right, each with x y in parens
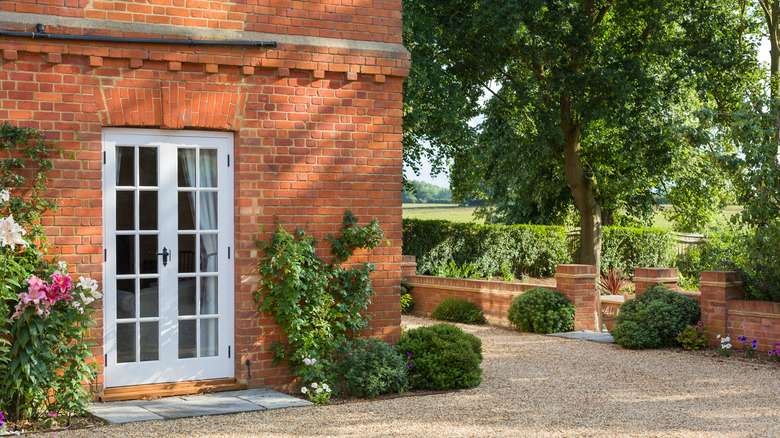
top-left (403, 0), bottom-right (758, 266)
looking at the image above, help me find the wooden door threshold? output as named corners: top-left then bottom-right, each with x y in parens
top-left (102, 378), bottom-right (247, 402)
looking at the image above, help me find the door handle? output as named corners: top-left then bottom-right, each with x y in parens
top-left (148, 247), bottom-right (171, 267)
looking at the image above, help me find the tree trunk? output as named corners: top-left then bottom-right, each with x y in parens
top-left (560, 94), bottom-right (602, 269)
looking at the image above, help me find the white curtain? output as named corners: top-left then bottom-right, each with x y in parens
top-left (179, 148), bottom-right (219, 356)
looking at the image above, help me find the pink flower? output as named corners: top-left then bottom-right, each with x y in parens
top-left (48, 272), bottom-right (73, 302)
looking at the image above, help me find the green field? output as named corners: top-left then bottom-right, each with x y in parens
top-left (403, 203), bottom-right (743, 230)
top-left (403, 203), bottom-right (483, 223)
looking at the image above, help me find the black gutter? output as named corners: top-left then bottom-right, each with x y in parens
top-left (0, 24), bottom-right (277, 47)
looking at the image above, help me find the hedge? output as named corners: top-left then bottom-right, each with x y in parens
top-left (403, 219), bottom-right (676, 279)
top-left (402, 219), bottom-right (569, 278)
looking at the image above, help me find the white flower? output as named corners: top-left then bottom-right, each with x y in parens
top-left (724, 343), bottom-right (732, 349)
top-left (57, 260), bottom-right (68, 271)
top-left (716, 334), bottom-right (721, 339)
top-left (322, 383), bottom-right (330, 390)
top-left (301, 387), bottom-right (308, 394)
top-left (316, 388), bottom-right (323, 394)
top-left (0, 215), bottom-right (28, 250)
top-left (78, 276), bottom-right (102, 299)
top-left (0, 189), bottom-right (9, 203)
top-left (311, 382), bottom-right (318, 389)
top-left (723, 337), bottom-right (730, 342)
top-left (325, 387), bottom-right (331, 393)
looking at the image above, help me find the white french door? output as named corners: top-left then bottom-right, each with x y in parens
top-left (102, 129), bottom-right (234, 388)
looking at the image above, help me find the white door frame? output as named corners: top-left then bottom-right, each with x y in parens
top-left (102, 128), bottom-right (234, 388)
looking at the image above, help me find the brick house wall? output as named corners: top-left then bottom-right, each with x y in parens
top-left (0, 2), bottom-right (409, 393)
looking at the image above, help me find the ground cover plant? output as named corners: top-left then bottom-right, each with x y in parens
top-left (507, 287), bottom-right (574, 334)
top-left (0, 123), bottom-right (101, 429)
top-left (611, 285), bottom-right (701, 349)
top-left (254, 211), bottom-right (387, 394)
top-left (396, 323), bottom-right (482, 390)
top-left (430, 297), bottom-right (486, 325)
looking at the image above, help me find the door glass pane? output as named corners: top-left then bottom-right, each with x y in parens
top-left (116, 192), bottom-right (135, 231)
top-left (138, 147), bottom-right (158, 186)
top-left (200, 149), bottom-right (217, 187)
top-left (178, 192), bottom-right (196, 230)
top-left (117, 323), bottom-right (136, 363)
top-left (116, 146), bottom-right (135, 186)
top-left (200, 235), bottom-right (218, 272)
top-left (116, 235), bottom-right (135, 275)
top-left (178, 149), bottom-right (196, 188)
top-left (178, 277), bottom-right (197, 316)
top-left (199, 192), bottom-right (218, 230)
top-left (116, 279), bottom-right (136, 319)
top-left (139, 235), bottom-right (159, 274)
top-left (139, 191), bottom-right (158, 230)
top-left (200, 277), bottom-right (218, 315)
top-left (139, 278), bottom-right (159, 318)
top-left (178, 320), bottom-right (196, 359)
top-left (179, 235), bottom-right (196, 273)
top-left (140, 322), bottom-right (159, 362)
top-left (200, 319), bottom-right (218, 357)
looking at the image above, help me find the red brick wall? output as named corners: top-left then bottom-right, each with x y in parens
top-left (0, 8), bottom-right (408, 392)
top-left (405, 275), bottom-right (542, 326)
top-left (726, 300), bottom-right (780, 352)
top-left (0, 0), bottom-right (403, 44)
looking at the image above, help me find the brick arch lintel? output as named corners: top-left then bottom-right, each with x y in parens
top-left (93, 82), bottom-right (246, 131)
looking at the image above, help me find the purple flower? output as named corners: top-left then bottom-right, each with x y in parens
top-left (737, 335), bottom-right (747, 343)
top-left (407, 352), bottom-right (413, 358)
top-left (0, 410), bottom-right (5, 430)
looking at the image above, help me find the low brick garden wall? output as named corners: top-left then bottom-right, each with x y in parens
top-left (403, 256), bottom-right (780, 350)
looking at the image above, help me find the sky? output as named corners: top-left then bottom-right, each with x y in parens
top-left (404, 34), bottom-right (773, 190)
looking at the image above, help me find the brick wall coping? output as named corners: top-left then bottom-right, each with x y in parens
top-left (728, 309), bottom-right (780, 320)
top-left (698, 280), bottom-right (743, 288)
top-left (634, 276), bottom-right (679, 283)
top-left (555, 272), bottom-right (596, 280)
top-left (0, 11), bottom-right (409, 56)
top-left (405, 275), bottom-right (544, 294)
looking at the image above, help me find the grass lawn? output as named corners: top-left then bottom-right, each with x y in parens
top-left (404, 203), bottom-right (744, 230)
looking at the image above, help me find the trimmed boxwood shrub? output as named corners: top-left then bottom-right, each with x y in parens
top-left (430, 297), bottom-right (486, 325)
top-left (507, 287), bottom-right (575, 334)
top-left (333, 337), bottom-right (409, 399)
top-left (396, 323), bottom-right (482, 390)
top-left (610, 284), bottom-right (701, 349)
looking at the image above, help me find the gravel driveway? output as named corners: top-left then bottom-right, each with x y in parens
top-left (56, 316), bottom-right (780, 437)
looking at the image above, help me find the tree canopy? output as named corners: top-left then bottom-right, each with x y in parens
top-left (403, 0), bottom-right (760, 267)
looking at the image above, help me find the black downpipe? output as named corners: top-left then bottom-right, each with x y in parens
top-left (0, 24), bottom-right (277, 47)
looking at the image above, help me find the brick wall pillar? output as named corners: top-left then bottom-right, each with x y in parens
top-left (633, 268), bottom-right (680, 295)
top-left (699, 271), bottom-right (744, 347)
top-left (401, 255), bottom-right (417, 276)
top-left (555, 264), bottom-right (598, 331)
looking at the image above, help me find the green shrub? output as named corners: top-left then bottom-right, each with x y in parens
top-left (734, 223), bottom-right (780, 302)
top-left (610, 284), bottom-right (701, 349)
top-left (400, 278), bottom-right (414, 314)
top-left (333, 338), bottom-right (409, 399)
top-left (507, 287), bottom-right (574, 334)
top-left (430, 297), bottom-right (486, 325)
top-left (396, 324), bottom-right (482, 390)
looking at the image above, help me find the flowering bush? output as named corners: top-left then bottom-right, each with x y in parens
top-left (716, 335), bottom-right (732, 357)
top-left (768, 343), bottom-right (780, 361)
top-left (300, 382), bottom-right (331, 405)
top-left (737, 335), bottom-right (759, 358)
top-left (675, 321), bottom-right (707, 350)
top-left (0, 125), bottom-right (101, 426)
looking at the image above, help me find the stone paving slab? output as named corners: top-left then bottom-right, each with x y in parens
top-left (88, 388), bottom-right (311, 425)
top-left (549, 330), bottom-right (615, 343)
